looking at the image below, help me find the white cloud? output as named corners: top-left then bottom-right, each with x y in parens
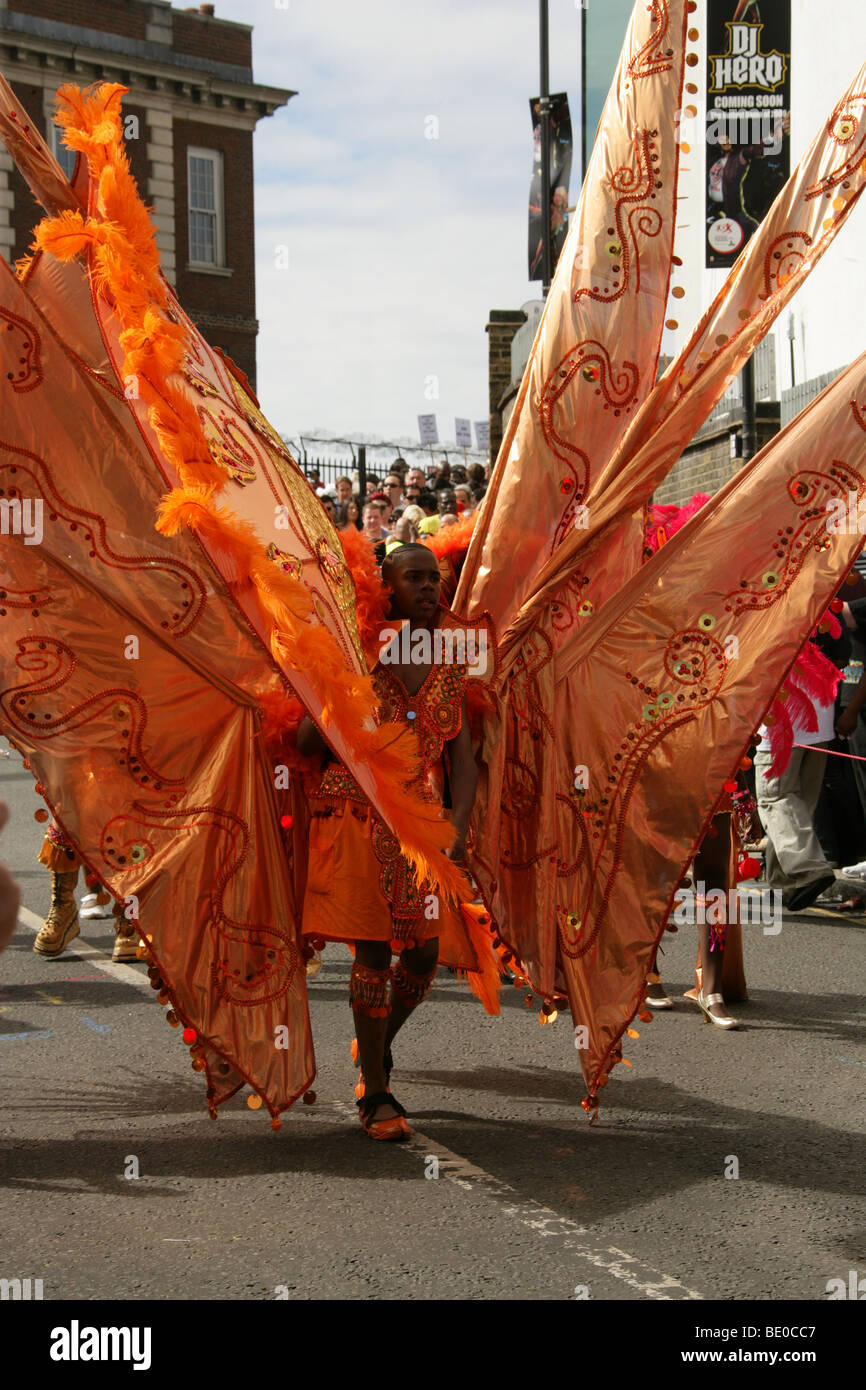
top-left (208, 0), bottom-right (605, 443)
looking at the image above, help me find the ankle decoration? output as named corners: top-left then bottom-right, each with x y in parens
top-left (391, 961), bottom-right (436, 1009)
top-left (349, 962), bottom-right (391, 1018)
top-left (708, 921), bottom-right (727, 952)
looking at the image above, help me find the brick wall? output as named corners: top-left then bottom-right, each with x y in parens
top-left (487, 310), bottom-right (526, 460)
top-left (173, 10), bottom-right (251, 69)
top-left (654, 414), bottom-right (781, 506)
top-left (1, 2), bottom-right (274, 383)
top-left (173, 118), bottom-right (256, 383)
top-left (8, 0), bottom-right (148, 41)
top-left (173, 118), bottom-right (254, 311)
top-left (123, 103), bottom-right (150, 199)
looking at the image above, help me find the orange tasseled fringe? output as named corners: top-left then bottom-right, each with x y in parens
top-left (37, 831), bottom-right (80, 873)
top-left (36, 81), bottom-right (465, 904)
top-left (457, 901), bottom-right (504, 1015)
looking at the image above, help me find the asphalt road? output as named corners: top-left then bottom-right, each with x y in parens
top-left (1, 742), bottom-right (864, 1303)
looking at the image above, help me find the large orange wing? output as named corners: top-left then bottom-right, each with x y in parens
top-left (0, 74), bottom-right (466, 1123)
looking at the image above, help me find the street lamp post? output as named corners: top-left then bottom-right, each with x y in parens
top-left (580, 0), bottom-right (587, 183)
top-left (539, 0), bottom-right (552, 295)
top-left (741, 356), bottom-right (757, 464)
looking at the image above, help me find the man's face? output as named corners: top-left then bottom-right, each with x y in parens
top-left (336, 479), bottom-right (352, 502)
top-left (362, 505), bottom-right (381, 534)
top-left (384, 476), bottom-right (403, 505)
top-left (386, 550), bottom-right (441, 624)
top-left (404, 486), bottom-right (421, 506)
top-left (322, 499), bottom-right (336, 523)
top-left (407, 468), bottom-right (426, 490)
top-left (437, 490), bottom-right (457, 516)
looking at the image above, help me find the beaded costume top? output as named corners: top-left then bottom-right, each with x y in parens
top-left (313, 633), bottom-right (469, 812)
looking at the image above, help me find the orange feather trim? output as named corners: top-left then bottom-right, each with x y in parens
top-left (458, 902), bottom-right (503, 1015)
top-left (39, 82), bottom-right (464, 904)
top-left (34, 208), bottom-right (95, 260)
top-left (258, 690), bottom-right (307, 744)
top-left (337, 526), bottom-right (391, 662)
top-left (424, 510), bottom-right (477, 561)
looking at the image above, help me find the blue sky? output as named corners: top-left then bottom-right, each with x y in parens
top-left (212, 0), bottom-right (632, 450)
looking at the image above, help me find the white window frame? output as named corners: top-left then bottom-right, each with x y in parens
top-left (48, 119), bottom-right (77, 181)
top-left (187, 146), bottom-right (226, 271)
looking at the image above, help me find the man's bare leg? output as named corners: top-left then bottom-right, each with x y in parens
top-left (385, 937), bottom-right (439, 1053)
top-left (352, 941), bottom-right (399, 1122)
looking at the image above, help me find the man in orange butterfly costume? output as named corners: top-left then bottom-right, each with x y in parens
top-left (298, 543), bottom-right (495, 1140)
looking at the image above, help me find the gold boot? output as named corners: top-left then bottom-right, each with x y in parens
top-left (33, 869), bottom-right (80, 957)
top-left (111, 901), bottom-right (140, 963)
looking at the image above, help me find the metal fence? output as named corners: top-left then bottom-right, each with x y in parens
top-left (781, 368), bottom-right (845, 427)
top-left (287, 453), bottom-right (353, 490)
top-left (282, 442), bottom-right (488, 494)
top-left (706, 336), bottom-right (778, 424)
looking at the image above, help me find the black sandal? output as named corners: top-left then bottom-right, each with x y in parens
top-left (356, 1090), bottom-right (411, 1141)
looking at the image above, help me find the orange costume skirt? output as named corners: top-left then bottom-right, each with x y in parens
top-left (299, 759), bottom-right (500, 1005)
top-left (301, 799), bottom-right (480, 972)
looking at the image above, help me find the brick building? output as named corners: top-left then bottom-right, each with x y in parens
top-left (485, 308), bottom-right (527, 459)
top-left (0, 0), bottom-right (292, 385)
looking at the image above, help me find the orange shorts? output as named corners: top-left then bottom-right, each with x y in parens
top-left (301, 807), bottom-right (477, 969)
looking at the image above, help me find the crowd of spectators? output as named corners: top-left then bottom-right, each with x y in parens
top-left (309, 456), bottom-right (489, 564)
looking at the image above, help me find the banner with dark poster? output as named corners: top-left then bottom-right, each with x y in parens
top-left (705, 0), bottom-right (791, 269)
top-left (528, 93), bottom-right (573, 280)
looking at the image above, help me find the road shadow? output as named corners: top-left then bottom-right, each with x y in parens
top-left (0, 1061), bottom-right (863, 1224)
top-left (0, 976), bottom-right (148, 1013)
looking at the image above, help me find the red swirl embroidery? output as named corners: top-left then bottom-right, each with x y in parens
top-left (197, 405), bottom-right (258, 486)
top-left (1, 636), bottom-right (185, 793)
top-left (101, 805), bottom-right (300, 1004)
top-left (759, 233), bottom-right (813, 301)
top-left (573, 130), bottom-right (662, 307)
top-left (0, 448), bottom-right (206, 637)
top-left (806, 94), bottom-right (866, 200)
top-left (501, 757), bottom-right (539, 819)
top-left (722, 465), bottom-right (863, 618)
top-left (626, 0), bottom-right (673, 82)
top-left (539, 341), bottom-right (640, 531)
top-left (1, 308), bottom-right (43, 392)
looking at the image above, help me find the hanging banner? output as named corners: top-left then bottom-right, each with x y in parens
top-left (528, 92), bottom-right (573, 280)
top-left (705, 0), bottom-right (791, 269)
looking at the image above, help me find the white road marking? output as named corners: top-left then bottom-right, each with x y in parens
top-left (17, 905), bottom-right (151, 993)
top-left (18, 904), bottom-right (703, 1299)
top-left (332, 1101), bottom-right (703, 1300)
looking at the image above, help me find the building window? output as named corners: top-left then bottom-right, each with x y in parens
top-left (187, 147), bottom-right (225, 267)
top-left (49, 121), bottom-right (77, 181)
